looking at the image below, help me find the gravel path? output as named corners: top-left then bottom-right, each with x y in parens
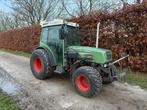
top-left (0, 51), bottom-right (147, 110)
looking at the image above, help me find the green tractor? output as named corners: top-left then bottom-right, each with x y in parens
top-left (30, 19), bottom-right (127, 97)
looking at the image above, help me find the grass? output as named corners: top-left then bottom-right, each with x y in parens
top-left (124, 71), bottom-right (147, 88)
top-left (118, 68), bottom-right (147, 88)
top-left (0, 91), bottom-right (19, 110)
top-left (0, 48), bottom-right (31, 57)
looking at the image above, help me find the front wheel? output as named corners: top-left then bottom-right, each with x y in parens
top-left (72, 66), bottom-right (102, 97)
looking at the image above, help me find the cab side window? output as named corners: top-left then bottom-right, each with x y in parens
top-left (48, 26), bottom-right (62, 54)
top-left (40, 27), bottom-right (48, 43)
top-left (48, 26), bottom-right (61, 43)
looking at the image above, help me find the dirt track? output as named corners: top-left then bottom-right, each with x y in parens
top-left (0, 51), bottom-right (147, 110)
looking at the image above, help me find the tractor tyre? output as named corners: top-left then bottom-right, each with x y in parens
top-left (30, 49), bottom-right (54, 80)
top-left (72, 66), bottom-right (102, 97)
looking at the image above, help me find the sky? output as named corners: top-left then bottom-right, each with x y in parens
top-left (0, 0), bottom-right (11, 12)
top-left (0, 0), bottom-right (135, 13)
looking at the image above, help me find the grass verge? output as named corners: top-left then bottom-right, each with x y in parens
top-left (0, 48), bottom-right (31, 57)
top-left (124, 71), bottom-right (147, 88)
top-left (118, 68), bottom-right (147, 88)
top-left (0, 91), bottom-right (19, 110)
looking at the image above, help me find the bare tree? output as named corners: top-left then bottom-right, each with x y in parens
top-left (10, 0), bottom-right (62, 26)
top-left (61, 0), bottom-right (75, 17)
top-left (142, 0), bottom-right (147, 3)
top-left (0, 15), bottom-right (11, 31)
top-left (95, 0), bottom-right (122, 12)
top-left (136, 0), bottom-right (141, 3)
top-left (121, 0), bottom-right (128, 8)
top-left (136, 0), bottom-right (147, 3)
top-left (77, 0), bottom-right (85, 15)
top-left (0, 9), bottom-right (30, 31)
top-left (62, 0), bottom-right (122, 16)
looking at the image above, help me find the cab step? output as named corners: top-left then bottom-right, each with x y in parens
top-left (54, 66), bottom-right (65, 74)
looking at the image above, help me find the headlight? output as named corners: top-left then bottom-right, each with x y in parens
top-left (104, 64), bottom-right (108, 67)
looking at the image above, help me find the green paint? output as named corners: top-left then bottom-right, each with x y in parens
top-left (40, 42), bottom-right (57, 65)
top-left (69, 46), bottom-right (112, 64)
top-left (62, 40), bottom-right (65, 66)
top-left (39, 25), bottom-right (63, 66)
top-left (38, 24), bottom-right (112, 66)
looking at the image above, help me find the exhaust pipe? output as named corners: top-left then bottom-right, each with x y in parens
top-left (96, 22), bottom-right (100, 48)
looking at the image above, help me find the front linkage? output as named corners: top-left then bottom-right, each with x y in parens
top-left (64, 51), bottom-right (129, 97)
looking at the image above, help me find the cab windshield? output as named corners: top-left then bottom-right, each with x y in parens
top-left (64, 25), bottom-right (82, 46)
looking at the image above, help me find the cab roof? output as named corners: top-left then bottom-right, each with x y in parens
top-left (40, 19), bottom-right (79, 28)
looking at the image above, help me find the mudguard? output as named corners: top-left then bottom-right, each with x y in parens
top-left (35, 47), bottom-right (57, 66)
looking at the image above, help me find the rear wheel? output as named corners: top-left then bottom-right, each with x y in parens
top-left (30, 49), bottom-right (54, 80)
top-left (72, 66), bottom-right (102, 97)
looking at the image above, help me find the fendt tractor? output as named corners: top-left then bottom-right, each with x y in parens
top-left (30, 19), bottom-right (128, 97)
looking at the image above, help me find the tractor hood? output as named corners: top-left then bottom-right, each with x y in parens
top-left (68, 46), bottom-right (112, 64)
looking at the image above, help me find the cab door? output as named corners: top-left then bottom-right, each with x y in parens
top-left (47, 26), bottom-right (63, 66)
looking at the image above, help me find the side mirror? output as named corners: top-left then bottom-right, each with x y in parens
top-left (59, 28), bottom-right (65, 40)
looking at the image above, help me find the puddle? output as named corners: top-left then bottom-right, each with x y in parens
top-left (0, 67), bottom-right (20, 96)
top-left (0, 67), bottom-right (43, 110)
top-left (0, 81), bottom-right (18, 95)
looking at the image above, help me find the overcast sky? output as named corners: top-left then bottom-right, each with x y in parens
top-left (0, 0), bottom-right (11, 12)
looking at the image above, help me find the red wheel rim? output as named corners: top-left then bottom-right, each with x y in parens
top-left (33, 57), bottom-right (42, 73)
top-left (76, 74), bottom-right (90, 92)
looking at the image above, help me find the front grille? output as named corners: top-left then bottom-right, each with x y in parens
top-left (106, 51), bottom-right (112, 61)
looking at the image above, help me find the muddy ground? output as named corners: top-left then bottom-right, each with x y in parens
top-left (0, 51), bottom-right (147, 110)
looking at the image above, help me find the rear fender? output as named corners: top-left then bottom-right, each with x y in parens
top-left (35, 47), bottom-right (57, 66)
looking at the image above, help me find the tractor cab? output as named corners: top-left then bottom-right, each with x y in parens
top-left (40, 19), bottom-right (81, 66)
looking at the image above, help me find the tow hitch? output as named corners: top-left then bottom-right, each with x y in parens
top-left (110, 55), bottom-right (130, 81)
